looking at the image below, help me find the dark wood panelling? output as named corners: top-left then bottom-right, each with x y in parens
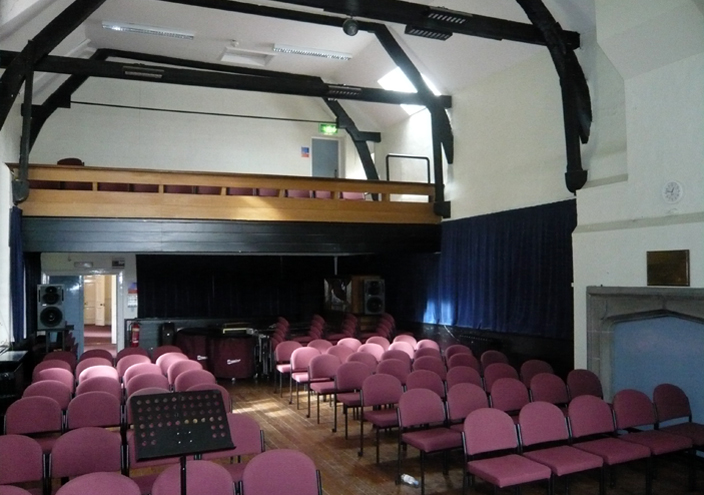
top-left (22, 217), bottom-right (440, 254)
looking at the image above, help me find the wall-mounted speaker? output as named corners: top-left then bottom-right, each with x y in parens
top-left (362, 278), bottom-right (385, 315)
top-left (37, 284), bottom-right (65, 331)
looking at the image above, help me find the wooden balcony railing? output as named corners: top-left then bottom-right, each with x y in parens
top-left (9, 164), bottom-right (440, 225)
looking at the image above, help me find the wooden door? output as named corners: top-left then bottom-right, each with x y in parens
top-left (83, 276), bottom-right (96, 325)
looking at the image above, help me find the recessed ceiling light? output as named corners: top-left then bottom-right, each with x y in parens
top-left (273, 44), bottom-right (351, 61)
top-left (102, 21), bottom-right (194, 40)
top-left (220, 47), bottom-right (275, 67)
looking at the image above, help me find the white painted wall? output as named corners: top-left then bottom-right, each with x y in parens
top-left (573, 1), bottom-right (704, 367)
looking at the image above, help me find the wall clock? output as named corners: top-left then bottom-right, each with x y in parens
top-left (661, 180), bottom-right (683, 204)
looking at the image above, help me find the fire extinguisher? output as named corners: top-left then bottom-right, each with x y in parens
top-left (130, 322), bottom-right (141, 347)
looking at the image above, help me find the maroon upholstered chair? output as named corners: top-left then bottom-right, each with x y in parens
top-left (151, 345), bottom-right (183, 363)
top-left (166, 359), bottom-right (202, 387)
top-left (22, 379), bottom-right (72, 410)
top-left (376, 358), bottom-right (411, 387)
top-left (307, 354), bottom-right (341, 422)
top-left (324, 344), bottom-right (354, 363)
top-left (653, 383), bottom-right (704, 449)
top-left (173, 369), bottom-right (217, 392)
top-left (79, 348), bottom-right (114, 364)
top-left (0, 434), bottom-right (45, 494)
top-left (124, 372), bottom-right (170, 398)
top-left (55, 472), bottom-right (140, 495)
top-left (66, 391), bottom-right (122, 430)
top-left (479, 349), bottom-right (509, 369)
top-left (568, 395), bottom-right (652, 494)
top-left (447, 353), bottom-right (481, 372)
top-left (446, 383), bottom-right (488, 432)
top-left (381, 349), bottom-right (412, 368)
top-left (32, 359), bottom-right (73, 381)
top-left (35, 367), bottom-right (75, 393)
top-left (77, 365), bottom-right (119, 384)
top-left (155, 351), bottom-right (189, 376)
top-left (519, 401), bottom-right (604, 494)
top-left (152, 460), bottom-right (233, 495)
top-left (359, 373), bottom-right (404, 463)
top-left (336, 337), bottom-right (362, 351)
top-left (529, 372), bottom-right (570, 408)
top-left (392, 334), bottom-right (417, 348)
top-left (116, 354), bottom-right (151, 381)
top-left (444, 344), bottom-right (473, 361)
top-left (489, 377), bottom-right (530, 420)
top-left (50, 427), bottom-right (122, 481)
top-left (566, 369), bottom-right (603, 399)
top-left (273, 341), bottom-right (302, 396)
top-left (445, 366), bottom-right (483, 392)
top-left (333, 361), bottom-right (373, 437)
top-left (412, 356), bottom-right (447, 381)
top-left (387, 341), bottom-right (414, 359)
top-left (289, 347), bottom-right (321, 408)
top-left (200, 413), bottom-right (264, 484)
top-left (365, 336), bottom-right (390, 351)
top-left (187, 383), bottom-right (233, 412)
top-left (307, 339), bottom-right (333, 353)
top-left (357, 343), bottom-right (385, 362)
top-left (75, 376), bottom-right (122, 403)
top-left (406, 369), bottom-right (445, 399)
top-left (462, 408), bottom-right (551, 495)
top-left (4, 396), bottom-right (63, 454)
top-left (0, 485), bottom-right (35, 495)
top-left (520, 359), bottom-right (554, 387)
top-left (397, 388), bottom-right (463, 495)
top-left (125, 428), bottom-right (180, 494)
top-left (42, 350), bottom-right (77, 372)
top-left (346, 351), bottom-right (377, 374)
top-left (483, 362), bottom-right (518, 393)
top-left (115, 347), bottom-right (149, 364)
top-left (123, 363), bottom-right (162, 387)
top-left (413, 347), bottom-right (442, 361)
top-left (415, 339), bottom-right (440, 351)
top-left (240, 449), bottom-right (321, 495)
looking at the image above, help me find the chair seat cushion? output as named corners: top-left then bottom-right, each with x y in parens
top-left (523, 445), bottom-right (603, 476)
top-left (401, 428), bottom-right (462, 453)
top-left (468, 454), bottom-right (551, 488)
top-left (574, 437), bottom-right (651, 465)
top-left (337, 392), bottom-right (361, 407)
top-left (275, 364), bottom-right (291, 373)
top-left (222, 461), bottom-right (247, 483)
top-left (620, 430), bottom-right (692, 455)
top-left (291, 372), bottom-right (309, 383)
top-left (660, 422), bottom-right (704, 446)
top-left (364, 408), bottom-right (398, 428)
top-left (310, 381), bottom-right (336, 394)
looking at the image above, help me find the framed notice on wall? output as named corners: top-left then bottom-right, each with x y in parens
top-left (647, 250), bottom-right (690, 286)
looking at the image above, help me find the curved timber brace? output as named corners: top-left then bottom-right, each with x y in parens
top-left (515, 0), bottom-right (592, 193)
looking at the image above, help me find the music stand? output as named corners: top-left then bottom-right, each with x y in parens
top-left (130, 390), bottom-right (234, 495)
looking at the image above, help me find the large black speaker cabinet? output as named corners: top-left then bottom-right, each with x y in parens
top-left (351, 276), bottom-right (385, 315)
top-left (37, 284), bottom-right (66, 331)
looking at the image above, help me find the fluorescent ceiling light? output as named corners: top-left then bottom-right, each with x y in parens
top-left (273, 44), bottom-right (351, 61)
top-left (102, 21), bottom-right (194, 40)
top-left (378, 67), bottom-right (441, 115)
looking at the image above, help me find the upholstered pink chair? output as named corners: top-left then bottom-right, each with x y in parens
top-left (35, 367), bottom-right (75, 392)
top-left (357, 343), bottom-right (385, 362)
top-left (483, 362), bottom-right (518, 393)
top-left (567, 369), bottom-right (603, 399)
top-left (200, 413), bottom-right (264, 483)
top-left (447, 353), bottom-right (481, 372)
top-left (325, 344), bottom-right (354, 363)
top-left (444, 344), bottom-right (473, 361)
top-left (0, 434), bottom-right (45, 492)
top-left (365, 336), bottom-right (390, 351)
top-left (4, 396), bottom-right (63, 453)
top-left (412, 356), bottom-right (447, 381)
top-left (50, 427), bottom-right (122, 481)
top-left (273, 341), bottom-right (302, 396)
top-left (520, 359), bottom-right (554, 387)
top-left (479, 349), bottom-right (509, 369)
top-left (380, 349), bottom-right (412, 368)
top-left (446, 383), bottom-right (488, 432)
top-left (359, 373), bottom-right (403, 462)
top-left (289, 347), bottom-right (321, 408)
top-left (241, 449), bottom-right (321, 495)
top-left (333, 361), bottom-right (373, 437)
top-left (413, 347), bottom-right (442, 360)
top-left (307, 354), bottom-right (341, 422)
top-left (173, 369), bottom-right (217, 392)
top-left (55, 472), bottom-right (140, 495)
top-left (529, 373), bottom-right (569, 408)
top-left (75, 375), bottom-right (122, 403)
top-left (79, 348), bottom-right (114, 364)
top-left (66, 391), bottom-right (122, 429)
top-left (445, 366), bottom-right (483, 391)
top-left (406, 369), bottom-right (445, 399)
top-left (415, 339), bottom-right (440, 351)
top-left (346, 351), bottom-right (377, 374)
top-left (32, 359), bottom-right (73, 381)
top-left (23, 379), bottom-right (72, 410)
top-left (152, 461), bottom-right (233, 495)
top-left (653, 383), bottom-right (704, 448)
top-left (489, 378), bottom-right (530, 420)
top-left (336, 337), bottom-right (362, 351)
top-left (387, 341), bottom-right (414, 359)
top-left (75, 356), bottom-right (113, 378)
top-left (376, 358), bottom-right (411, 387)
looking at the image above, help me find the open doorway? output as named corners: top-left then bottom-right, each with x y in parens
top-left (83, 274), bottom-right (117, 353)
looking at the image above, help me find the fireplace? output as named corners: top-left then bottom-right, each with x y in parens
top-left (586, 286), bottom-right (704, 399)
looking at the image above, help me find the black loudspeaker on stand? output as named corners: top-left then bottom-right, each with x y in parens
top-left (351, 276), bottom-right (385, 315)
top-left (37, 284), bottom-right (65, 331)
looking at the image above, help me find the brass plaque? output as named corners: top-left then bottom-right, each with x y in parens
top-left (647, 250), bottom-right (690, 286)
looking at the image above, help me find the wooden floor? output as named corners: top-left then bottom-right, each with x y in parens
top-left (224, 377), bottom-right (701, 495)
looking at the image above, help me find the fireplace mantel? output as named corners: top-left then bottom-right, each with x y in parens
top-left (586, 286), bottom-right (704, 399)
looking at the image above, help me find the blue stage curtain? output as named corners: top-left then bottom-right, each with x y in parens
top-left (10, 206), bottom-right (25, 343)
top-left (436, 200), bottom-right (576, 339)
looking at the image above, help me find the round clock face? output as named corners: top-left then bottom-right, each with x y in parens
top-left (662, 180), bottom-right (683, 204)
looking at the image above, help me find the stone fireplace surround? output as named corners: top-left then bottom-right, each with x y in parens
top-left (586, 286), bottom-right (704, 400)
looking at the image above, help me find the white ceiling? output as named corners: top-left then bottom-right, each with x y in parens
top-left (1, 0), bottom-right (592, 129)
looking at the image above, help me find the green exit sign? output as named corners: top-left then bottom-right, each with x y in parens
top-left (319, 123), bottom-right (338, 135)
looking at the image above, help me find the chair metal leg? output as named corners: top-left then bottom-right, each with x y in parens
top-left (420, 450), bottom-right (426, 495)
top-left (332, 396), bottom-right (337, 433)
top-left (307, 388), bottom-right (311, 418)
top-left (645, 457), bottom-right (653, 495)
top-left (358, 412), bottom-right (364, 457)
top-left (289, 375), bottom-right (293, 404)
top-left (689, 448), bottom-right (697, 491)
top-left (375, 427), bottom-right (380, 464)
top-left (599, 466), bottom-right (606, 495)
top-left (316, 394), bottom-right (321, 423)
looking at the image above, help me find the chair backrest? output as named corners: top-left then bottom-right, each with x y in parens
top-left (116, 354), bottom-right (152, 378)
top-left (414, 347), bottom-right (442, 361)
top-left (66, 391), bottom-right (122, 429)
top-left (187, 383), bottom-right (233, 412)
top-left (5, 396), bottom-right (63, 435)
top-left (446, 383), bottom-right (488, 423)
top-left (123, 362), bottom-right (163, 386)
top-left (241, 449), bottom-right (320, 495)
top-left (346, 351), bottom-right (377, 373)
top-left (612, 389), bottom-right (657, 429)
top-left (365, 336), bottom-right (390, 351)
top-left (0, 434), bottom-right (44, 485)
top-left (335, 361), bottom-right (373, 392)
top-left (23, 379), bottom-right (72, 410)
top-left (483, 362), bottom-right (519, 392)
top-left (151, 345), bottom-right (183, 363)
top-left (51, 427), bottom-right (122, 478)
top-left (75, 376), bottom-right (123, 402)
top-left (308, 354), bottom-right (341, 381)
top-left (387, 341), bottom-right (414, 358)
top-left (529, 373), bottom-right (569, 405)
top-left (392, 334), bottom-right (417, 347)
top-left (167, 359), bottom-right (203, 385)
top-left (380, 349), bottom-right (413, 367)
top-left (78, 365), bottom-right (119, 384)
top-left (480, 350), bottom-right (509, 369)
top-left (412, 356), bottom-right (447, 380)
top-left (290, 347), bottom-right (321, 373)
top-left (376, 359), bottom-right (411, 386)
top-left (79, 349), bottom-right (114, 364)
top-left (447, 353), bottom-right (481, 372)
top-left (567, 395), bottom-right (616, 439)
top-left (653, 383), bottom-right (692, 422)
top-left (398, 388), bottom-right (446, 428)
top-left (518, 401), bottom-right (569, 447)
top-left (274, 341), bottom-right (303, 363)
top-left (35, 367), bottom-right (75, 392)
top-left (43, 350), bottom-right (77, 371)
top-left (55, 472), bottom-right (141, 495)
top-left (201, 413), bottom-right (264, 460)
top-left (463, 408), bottom-right (518, 456)
top-left (358, 343), bottom-right (385, 362)
top-left (519, 359), bottom-right (554, 387)
top-left (445, 366), bottom-right (483, 390)
top-left (32, 359), bottom-right (73, 380)
top-left (126, 372), bottom-right (170, 397)
top-left (406, 369), bottom-right (445, 398)
top-left (126, 388), bottom-right (172, 425)
top-left (566, 369), bottom-right (603, 399)
top-left (152, 460), bottom-right (234, 495)
top-left (415, 339), bottom-right (440, 351)
top-left (174, 369), bottom-right (217, 392)
top-left (361, 373), bottom-right (403, 408)
top-left (115, 346), bottom-right (150, 364)
top-left (325, 344), bottom-right (355, 362)
top-left (307, 339), bottom-right (333, 353)
top-left (444, 344), bottom-right (473, 361)
top-left (156, 351), bottom-right (190, 375)
top-left (337, 337), bottom-right (362, 351)
top-left (490, 378), bottom-right (530, 414)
